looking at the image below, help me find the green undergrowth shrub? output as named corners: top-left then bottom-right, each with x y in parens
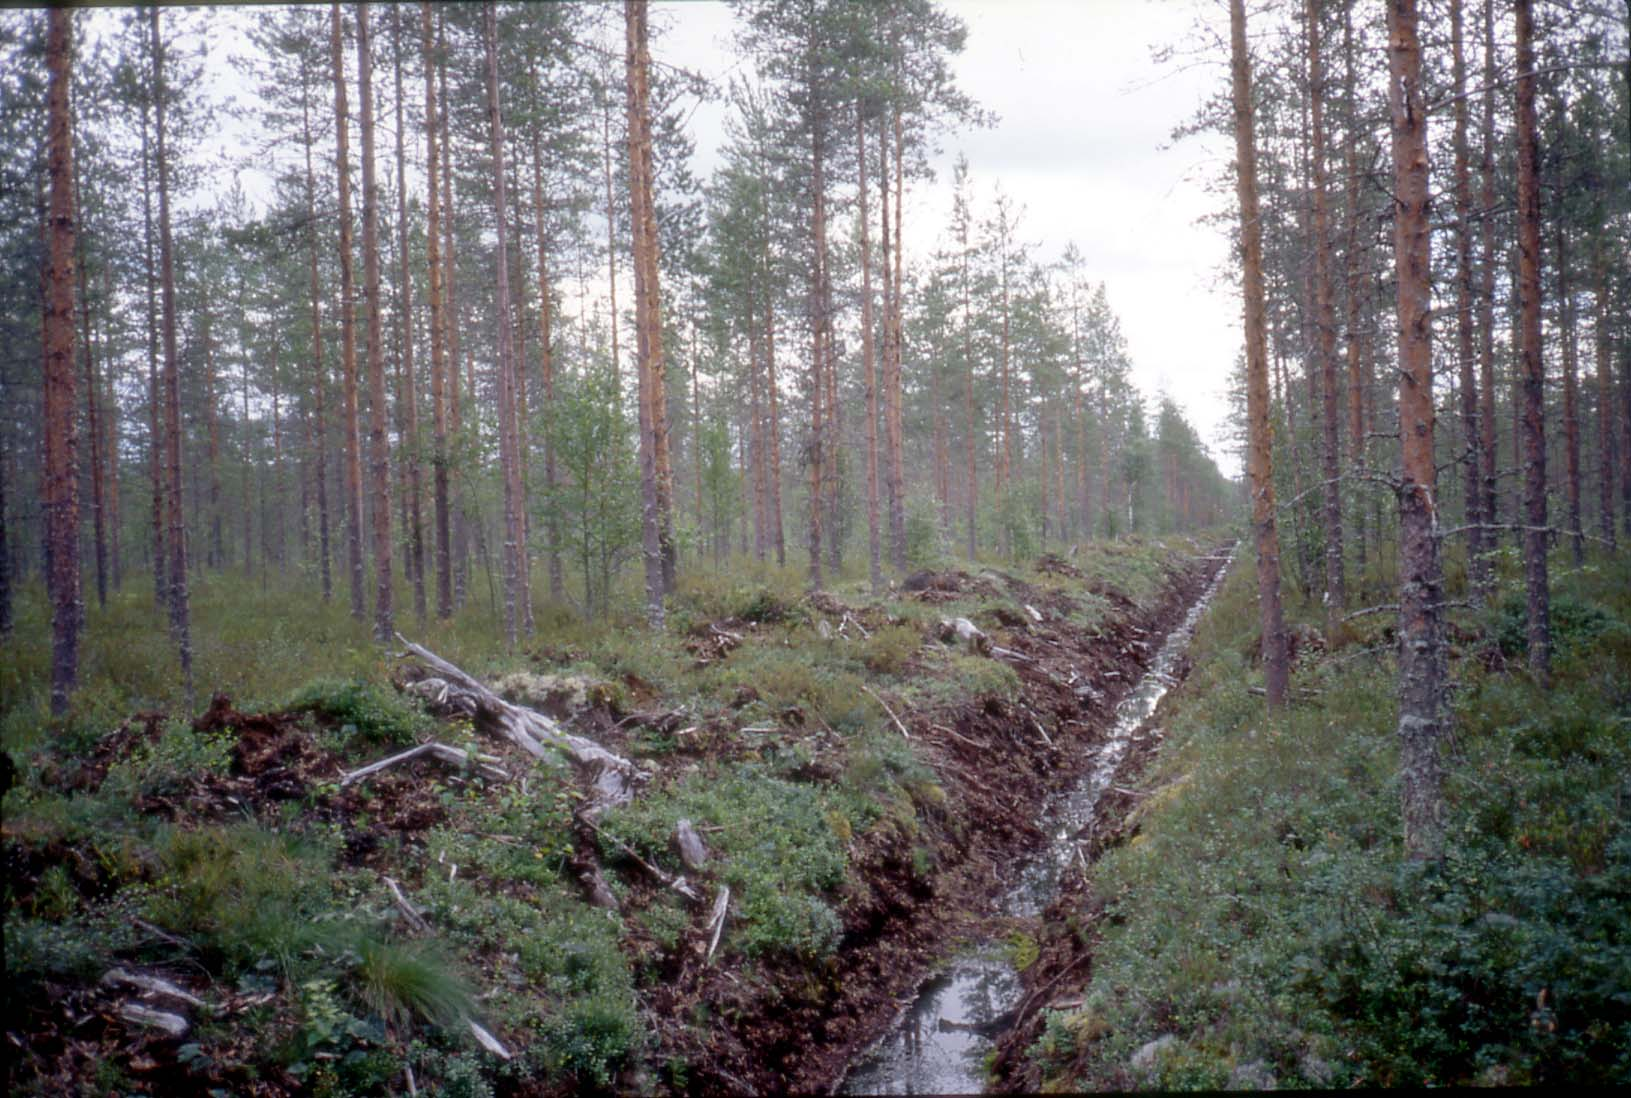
top-left (600, 763), bottom-right (853, 960)
top-left (288, 677), bottom-right (434, 749)
top-left (1032, 553), bottom-right (1631, 1090)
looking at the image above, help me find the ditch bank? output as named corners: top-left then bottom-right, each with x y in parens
top-left (665, 543), bottom-right (1235, 1095)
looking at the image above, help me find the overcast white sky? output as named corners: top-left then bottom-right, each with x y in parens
top-left (653, 0), bottom-right (1241, 472)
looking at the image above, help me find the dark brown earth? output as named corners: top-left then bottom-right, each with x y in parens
top-left (3, 548), bottom-right (1225, 1096)
top-left (651, 549), bottom-right (1229, 1095)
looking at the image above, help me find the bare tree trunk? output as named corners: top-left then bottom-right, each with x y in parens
top-left (1307, 0), bottom-right (1344, 628)
top-left (484, 1), bottom-right (526, 644)
top-left (301, 42), bottom-right (333, 603)
top-left (1451, 0), bottom-right (1485, 597)
top-left (437, 11), bottom-right (467, 610)
top-left (1389, 0), bottom-right (1446, 859)
top-left (626, 0), bottom-right (674, 618)
top-left (391, 7), bottom-right (425, 623)
top-left (961, 181), bottom-right (977, 560)
top-left (805, 61), bottom-right (826, 591)
top-left (44, 7), bottom-right (81, 714)
top-left (416, 4), bottom-right (449, 617)
top-left (140, 93), bottom-right (165, 611)
top-left (1595, 253), bottom-right (1618, 549)
top-left (763, 238), bottom-right (786, 567)
top-left (1229, 0), bottom-right (1288, 709)
top-left (602, 90), bottom-right (623, 430)
top-left (332, 2), bottom-right (366, 622)
top-left (1341, 0), bottom-right (1368, 585)
top-left (1475, 0), bottom-right (1499, 595)
top-left (1557, 224), bottom-right (1583, 565)
top-left (357, 4), bottom-right (393, 641)
top-left (529, 130), bottom-right (564, 604)
top-left (202, 307), bottom-right (223, 570)
top-left (1515, 0), bottom-right (1550, 680)
top-left (151, 6), bottom-right (192, 701)
top-left (886, 101), bottom-right (907, 573)
top-left (859, 112), bottom-right (880, 594)
top-left (74, 171), bottom-right (105, 610)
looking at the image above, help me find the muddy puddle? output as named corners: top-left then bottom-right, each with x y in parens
top-left (839, 549), bottom-right (1235, 1095)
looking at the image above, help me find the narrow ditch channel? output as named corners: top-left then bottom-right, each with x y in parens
top-left (837, 546), bottom-right (1236, 1095)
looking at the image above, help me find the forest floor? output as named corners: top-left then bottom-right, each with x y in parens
top-left (2, 532), bottom-right (1228, 1096)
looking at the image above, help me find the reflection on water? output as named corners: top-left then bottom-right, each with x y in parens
top-left (839, 550), bottom-right (1234, 1096)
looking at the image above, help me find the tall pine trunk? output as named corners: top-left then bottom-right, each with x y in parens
top-left (44, 7), bottom-right (81, 715)
top-left (859, 112), bottom-right (881, 594)
top-left (1307, 0), bottom-right (1344, 627)
top-left (530, 128), bottom-right (564, 603)
top-left (1451, 0), bottom-right (1485, 595)
top-left (1229, 0), bottom-right (1289, 709)
top-left (301, 43), bottom-right (333, 602)
top-left (151, 6), bottom-right (192, 700)
top-left (331, 3), bottom-right (366, 622)
top-left (391, 8), bottom-right (425, 622)
top-left (1557, 224), bottom-right (1583, 565)
top-left (358, 3), bottom-right (393, 641)
top-left (1389, 0), bottom-right (1447, 859)
top-left (1515, 0), bottom-right (1551, 680)
top-left (421, 2), bottom-right (451, 618)
top-left (483, 1), bottom-right (527, 643)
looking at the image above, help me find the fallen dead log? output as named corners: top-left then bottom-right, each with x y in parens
top-left (396, 635), bottom-right (643, 814)
top-left (580, 817), bottom-right (702, 903)
top-left (860, 684), bottom-right (911, 739)
top-left (117, 1002), bottom-right (189, 1037)
top-left (937, 616), bottom-right (990, 655)
top-left (102, 967), bottom-right (205, 1009)
top-left (468, 1019), bottom-right (511, 1060)
top-left (341, 742), bottom-right (510, 787)
top-left (383, 876), bottom-right (431, 933)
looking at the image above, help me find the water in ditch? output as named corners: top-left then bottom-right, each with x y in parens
top-left (838, 551), bottom-right (1234, 1095)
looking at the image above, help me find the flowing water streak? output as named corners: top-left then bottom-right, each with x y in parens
top-left (840, 548), bottom-right (1235, 1095)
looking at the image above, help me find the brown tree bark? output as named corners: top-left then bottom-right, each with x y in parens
top-left (1475, 0), bottom-right (1500, 595)
top-left (1390, 0), bottom-right (1447, 859)
top-left (1307, 0), bottom-right (1344, 628)
top-left (626, 0), bottom-right (676, 618)
top-left (331, 3), bottom-right (365, 622)
top-left (762, 227), bottom-right (785, 567)
top-left (602, 89), bottom-right (623, 429)
top-left (859, 112), bottom-right (881, 593)
top-left (1229, 0), bottom-right (1289, 710)
top-left (357, 3), bottom-right (393, 642)
top-left (301, 37), bottom-right (333, 603)
top-left (530, 127), bottom-right (564, 603)
top-left (1515, 0), bottom-right (1550, 681)
top-left (151, 6), bottom-right (192, 700)
top-left (139, 90), bottom-right (165, 610)
top-left (484, 1), bottom-right (527, 644)
top-left (391, 7), bottom-right (425, 623)
top-left (202, 306), bottom-right (223, 569)
top-left (1557, 224), bottom-right (1583, 565)
top-left (1340, 1), bottom-right (1369, 583)
top-left (44, 7), bottom-right (81, 715)
top-left (1451, 0), bottom-right (1485, 595)
top-left (886, 103), bottom-right (907, 572)
top-left (1595, 253), bottom-right (1618, 549)
top-left (957, 163), bottom-right (977, 560)
top-left (421, 3), bottom-right (451, 618)
top-left (436, 12), bottom-right (467, 609)
top-left (73, 163), bottom-right (105, 610)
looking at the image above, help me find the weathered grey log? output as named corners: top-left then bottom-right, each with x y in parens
top-left (102, 967), bottom-right (204, 1009)
top-left (937, 616), bottom-right (990, 655)
top-left (582, 817), bottom-right (702, 902)
top-left (397, 634), bottom-right (643, 812)
top-left (341, 742), bottom-right (509, 787)
top-left (383, 875), bottom-right (431, 933)
top-left (117, 1002), bottom-right (189, 1037)
top-left (673, 818), bottom-right (709, 872)
top-left (1024, 604), bottom-right (1044, 623)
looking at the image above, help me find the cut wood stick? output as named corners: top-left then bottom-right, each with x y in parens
top-left (102, 967), bottom-right (205, 1009)
top-left (383, 876), bottom-right (431, 933)
top-left (861, 684), bottom-right (911, 739)
top-left (580, 817), bottom-right (702, 902)
top-left (928, 722), bottom-right (983, 751)
top-left (991, 645), bottom-right (1034, 663)
top-left (467, 1019), bottom-right (511, 1060)
top-left (705, 885), bottom-right (730, 963)
top-left (341, 742), bottom-right (510, 787)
